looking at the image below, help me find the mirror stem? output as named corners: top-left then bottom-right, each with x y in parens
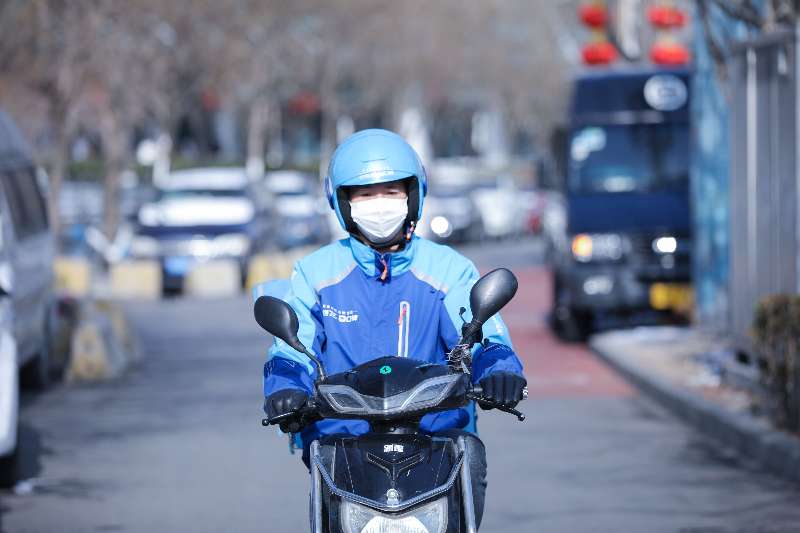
top-left (459, 320), bottom-right (483, 347)
top-left (302, 349), bottom-right (327, 381)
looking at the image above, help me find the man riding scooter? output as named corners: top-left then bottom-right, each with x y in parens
top-left (261, 128), bottom-right (527, 526)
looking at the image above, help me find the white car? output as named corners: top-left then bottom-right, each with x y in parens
top-left (0, 110), bottom-right (57, 486)
top-left (0, 295), bottom-right (18, 486)
top-left (131, 167), bottom-right (273, 291)
top-left (262, 170), bottom-right (333, 248)
top-left (470, 179), bottom-right (527, 239)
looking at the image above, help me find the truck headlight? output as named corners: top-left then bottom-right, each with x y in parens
top-left (340, 498), bottom-right (447, 533)
top-left (212, 234), bottom-right (251, 257)
top-left (571, 233), bottom-right (625, 262)
top-left (430, 216), bottom-right (452, 238)
top-left (653, 236), bottom-right (677, 254)
top-left (130, 235), bottom-right (159, 258)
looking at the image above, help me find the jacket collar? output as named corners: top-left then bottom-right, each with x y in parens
top-left (348, 235), bottom-right (417, 279)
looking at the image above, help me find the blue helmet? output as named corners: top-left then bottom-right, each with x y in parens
top-left (325, 129), bottom-right (427, 234)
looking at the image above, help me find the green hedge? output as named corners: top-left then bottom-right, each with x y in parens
top-left (65, 158), bottom-right (321, 184)
top-left (753, 294), bottom-right (800, 431)
top-left (66, 160), bottom-right (153, 184)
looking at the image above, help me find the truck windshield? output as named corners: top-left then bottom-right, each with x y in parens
top-left (568, 122), bottom-right (688, 194)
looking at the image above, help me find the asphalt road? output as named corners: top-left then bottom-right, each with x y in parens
top-left (2, 238), bottom-right (800, 532)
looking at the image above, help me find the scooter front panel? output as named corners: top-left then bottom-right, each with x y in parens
top-left (316, 432), bottom-right (461, 511)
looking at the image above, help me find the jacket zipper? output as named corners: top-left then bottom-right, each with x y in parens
top-left (396, 301), bottom-right (410, 357)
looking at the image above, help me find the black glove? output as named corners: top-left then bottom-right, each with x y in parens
top-left (478, 371), bottom-right (527, 410)
top-left (264, 389), bottom-right (309, 431)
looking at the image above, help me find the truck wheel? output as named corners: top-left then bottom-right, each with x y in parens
top-left (21, 303), bottom-right (58, 390)
top-left (551, 276), bottom-right (592, 342)
top-left (0, 437), bottom-right (19, 488)
top-left (553, 306), bottom-right (592, 342)
top-left (46, 300), bottom-right (71, 382)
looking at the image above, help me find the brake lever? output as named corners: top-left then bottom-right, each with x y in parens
top-left (262, 401), bottom-right (319, 432)
top-left (466, 392), bottom-right (526, 422)
top-left (262, 411), bottom-right (295, 427)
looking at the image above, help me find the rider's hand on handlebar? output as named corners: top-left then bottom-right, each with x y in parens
top-left (478, 371), bottom-right (527, 410)
top-left (264, 389), bottom-right (309, 432)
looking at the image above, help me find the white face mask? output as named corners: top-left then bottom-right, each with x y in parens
top-left (349, 197), bottom-right (408, 245)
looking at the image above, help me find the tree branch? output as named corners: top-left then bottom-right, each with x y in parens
top-left (709, 0), bottom-right (766, 28)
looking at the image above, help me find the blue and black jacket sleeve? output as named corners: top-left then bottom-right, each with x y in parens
top-left (438, 259), bottom-right (524, 383)
top-left (261, 263), bottom-right (325, 397)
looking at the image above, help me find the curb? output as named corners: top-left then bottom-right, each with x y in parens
top-left (109, 260), bottom-right (162, 300)
top-left (184, 260), bottom-right (241, 298)
top-left (590, 336), bottom-right (800, 485)
top-left (66, 299), bottom-right (138, 382)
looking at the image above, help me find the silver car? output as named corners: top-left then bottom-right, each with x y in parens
top-left (0, 110), bottom-right (56, 486)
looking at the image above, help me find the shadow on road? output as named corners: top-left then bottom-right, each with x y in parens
top-left (15, 422), bottom-right (45, 483)
top-left (0, 422), bottom-right (44, 533)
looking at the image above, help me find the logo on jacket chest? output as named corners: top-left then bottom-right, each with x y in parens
top-left (322, 304), bottom-right (359, 323)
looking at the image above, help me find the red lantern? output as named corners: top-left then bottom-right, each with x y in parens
top-left (288, 91), bottom-right (320, 115)
top-left (582, 41), bottom-right (618, 65)
top-left (648, 5), bottom-right (687, 29)
top-left (579, 3), bottom-right (609, 28)
top-left (650, 41), bottom-right (691, 65)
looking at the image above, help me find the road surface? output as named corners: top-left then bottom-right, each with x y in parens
top-left (2, 238), bottom-right (800, 532)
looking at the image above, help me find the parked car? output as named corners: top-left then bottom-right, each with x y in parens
top-left (0, 110), bottom-right (58, 486)
top-left (540, 190), bottom-right (567, 263)
top-left (0, 295), bottom-right (17, 487)
top-left (130, 167), bottom-right (273, 291)
top-left (516, 184), bottom-right (547, 235)
top-left (263, 170), bottom-right (331, 249)
top-left (471, 178), bottom-right (527, 239)
top-left (58, 181), bottom-right (103, 257)
top-left (416, 185), bottom-right (484, 243)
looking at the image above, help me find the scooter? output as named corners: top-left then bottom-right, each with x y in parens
top-left (254, 268), bottom-right (526, 533)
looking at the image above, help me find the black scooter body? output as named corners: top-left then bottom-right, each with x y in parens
top-left (308, 357), bottom-right (471, 532)
top-left (322, 356), bottom-right (451, 397)
top-left (255, 268), bottom-right (523, 533)
top-left (315, 356), bottom-right (470, 421)
top-left (315, 432), bottom-right (464, 532)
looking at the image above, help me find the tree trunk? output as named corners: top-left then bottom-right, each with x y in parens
top-left (318, 61), bottom-right (340, 178)
top-left (265, 97), bottom-right (284, 169)
top-left (47, 127), bottom-right (69, 239)
top-left (246, 96), bottom-right (268, 180)
top-left (45, 96), bottom-right (77, 240)
top-left (99, 112), bottom-right (128, 242)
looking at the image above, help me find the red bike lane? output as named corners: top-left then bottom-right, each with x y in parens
top-left (499, 267), bottom-right (633, 398)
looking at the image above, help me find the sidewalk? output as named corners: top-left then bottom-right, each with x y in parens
top-left (591, 327), bottom-right (800, 484)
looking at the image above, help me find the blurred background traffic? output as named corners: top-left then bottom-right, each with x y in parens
top-left (4, 1), bottom-right (800, 531)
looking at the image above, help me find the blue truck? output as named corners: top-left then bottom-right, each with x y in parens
top-left (551, 67), bottom-right (692, 341)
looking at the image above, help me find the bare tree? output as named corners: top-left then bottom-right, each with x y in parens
top-left (0, 0), bottom-right (101, 235)
top-left (0, 0), bottom-right (575, 240)
top-left (697, 0), bottom-right (799, 78)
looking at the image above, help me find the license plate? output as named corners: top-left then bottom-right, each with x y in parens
top-left (164, 256), bottom-right (192, 275)
top-left (649, 283), bottom-right (693, 312)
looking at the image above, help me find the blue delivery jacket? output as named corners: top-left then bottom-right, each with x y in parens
top-left (258, 234), bottom-right (524, 448)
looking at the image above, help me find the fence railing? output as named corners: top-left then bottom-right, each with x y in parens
top-left (727, 28), bottom-right (800, 430)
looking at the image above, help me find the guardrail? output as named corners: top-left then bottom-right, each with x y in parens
top-left (54, 247), bottom-right (318, 300)
top-left (50, 249), bottom-right (318, 381)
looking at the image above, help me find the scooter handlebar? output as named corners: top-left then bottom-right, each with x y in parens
top-left (467, 385), bottom-right (527, 422)
top-left (470, 385), bottom-right (528, 400)
top-left (261, 385), bottom-right (529, 429)
top-left (262, 399), bottom-right (320, 432)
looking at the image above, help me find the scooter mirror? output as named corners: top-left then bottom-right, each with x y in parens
top-left (254, 296), bottom-right (327, 380)
top-left (469, 268), bottom-right (518, 326)
top-left (254, 295), bottom-right (307, 354)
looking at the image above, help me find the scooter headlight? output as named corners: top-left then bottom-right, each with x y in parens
top-left (340, 497), bottom-right (447, 533)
